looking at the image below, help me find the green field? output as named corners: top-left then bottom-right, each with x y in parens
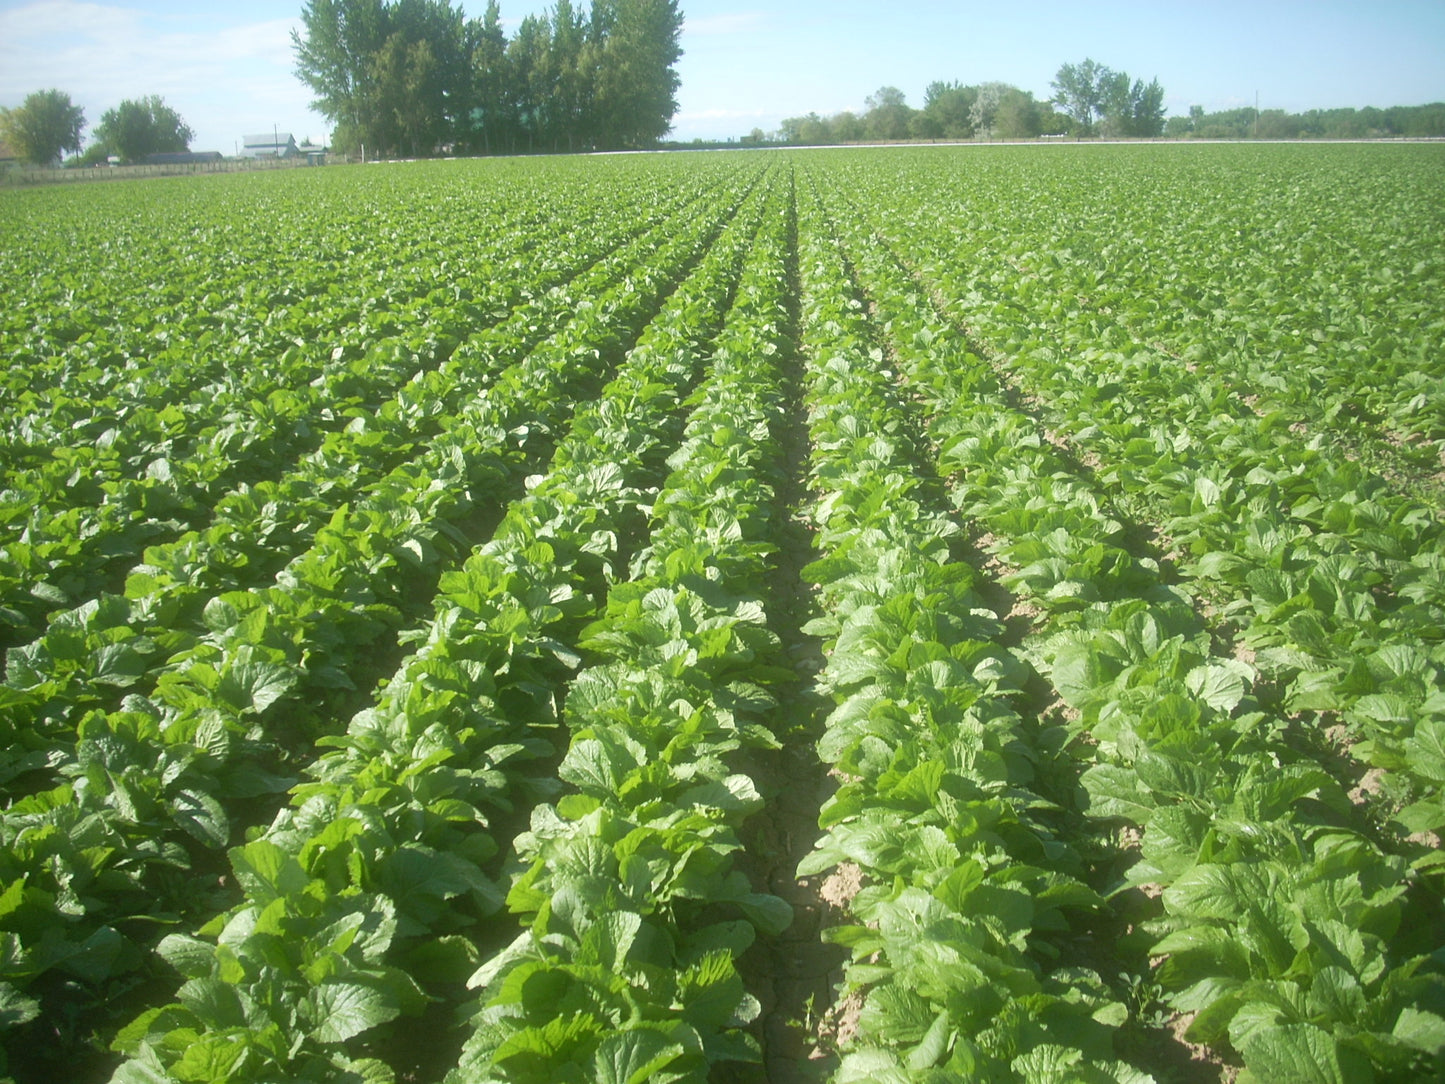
top-left (2, 143), bottom-right (1443, 1083)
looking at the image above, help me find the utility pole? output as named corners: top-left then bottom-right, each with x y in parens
top-left (1254, 91), bottom-right (1259, 138)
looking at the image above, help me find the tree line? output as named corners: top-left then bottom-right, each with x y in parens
top-left (765, 59), bottom-right (1165, 145)
top-left (293, 0), bottom-right (684, 156)
top-left (1166, 102), bottom-right (1445, 140)
top-left (764, 57), bottom-right (1444, 145)
top-left (0, 91), bottom-right (193, 167)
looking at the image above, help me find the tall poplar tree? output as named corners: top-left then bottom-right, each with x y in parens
top-left (591, 0), bottom-right (684, 148)
top-left (469, 1), bottom-right (510, 154)
top-left (294, 0), bottom-right (467, 155)
top-left (293, 0), bottom-right (390, 150)
top-left (293, 0), bottom-right (684, 156)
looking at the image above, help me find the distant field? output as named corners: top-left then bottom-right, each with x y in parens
top-left (2, 143), bottom-right (1443, 1084)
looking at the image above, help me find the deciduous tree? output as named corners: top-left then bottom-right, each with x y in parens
top-left (296, 0), bottom-right (467, 156)
top-left (1051, 58), bottom-right (1110, 135)
top-left (1098, 69), bottom-right (1133, 136)
top-left (0, 89), bottom-right (86, 165)
top-left (93, 96), bottom-right (193, 163)
top-left (1130, 77), bottom-right (1166, 137)
top-left (923, 81), bottom-right (977, 139)
top-left (864, 86), bottom-right (911, 141)
top-left (1055, 60), bottom-right (1165, 138)
top-left (297, 0), bottom-right (682, 156)
top-left (591, 0), bottom-right (684, 149)
top-left (832, 110), bottom-right (864, 142)
top-left (468, 0), bottom-right (511, 152)
top-left (994, 87), bottom-right (1042, 139)
top-left (293, 0), bottom-right (390, 147)
top-left (507, 13), bottom-right (551, 150)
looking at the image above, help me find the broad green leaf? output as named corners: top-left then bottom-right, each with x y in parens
top-left (1185, 659), bottom-right (1253, 712)
top-left (332, 1057), bottom-right (396, 1084)
top-left (678, 921), bottom-right (755, 966)
top-left (1080, 763), bottom-right (1153, 821)
top-left (1231, 1021), bottom-right (1371, 1084)
top-left (403, 935), bottom-right (482, 984)
top-left (580, 911), bottom-right (642, 972)
top-left (1162, 863), bottom-right (1248, 921)
top-left (0, 879), bottom-right (25, 921)
top-left (835, 1049), bottom-right (910, 1084)
top-left (679, 951), bottom-right (746, 1032)
top-left (1392, 1007), bottom-right (1445, 1054)
top-left (0, 982), bottom-right (40, 1028)
top-left (59, 925), bottom-right (128, 984)
top-left (221, 659), bottom-right (296, 714)
top-left (310, 982), bottom-right (398, 1043)
top-left (172, 788), bottom-right (230, 848)
top-left (559, 737), bottom-right (627, 794)
top-left (906, 1010), bottom-right (952, 1070)
top-left (229, 840), bottom-right (310, 903)
top-left (1306, 967), bottom-right (1365, 1025)
top-left (157, 934), bottom-right (217, 980)
top-left (490, 1012), bottom-right (604, 1071)
top-left (859, 983), bottom-right (938, 1042)
top-left (109, 1055), bottom-right (177, 1084)
top-left (169, 1033), bottom-right (250, 1082)
top-left (592, 1028), bottom-right (691, 1084)
top-left (466, 930), bottom-right (531, 991)
top-left (736, 892), bottom-right (792, 937)
top-left (91, 643), bottom-right (147, 687)
top-left (1404, 720), bottom-right (1445, 784)
top-left (177, 978), bottom-right (248, 1029)
top-left (1152, 926), bottom-right (1251, 983)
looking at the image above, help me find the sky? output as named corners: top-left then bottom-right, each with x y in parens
top-left (2, 0), bottom-right (1444, 153)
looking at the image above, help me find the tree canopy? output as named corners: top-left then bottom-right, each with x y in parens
top-left (0, 89), bottom-right (86, 165)
top-left (293, 0), bottom-right (684, 155)
top-left (1051, 59), bottom-right (1164, 137)
top-left (1170, 101), bottom-right (1445, 139)
top-left (1050, 59), bottom-right (1109, 135)
top-left (775, 58), bottom-right (1174, 146)
top-left (779, 82), bottom-right (1070, 145)
top-left (91, 96), bottom-right (194, 163)
top-left (773, 73), bottom-right (1442, 146)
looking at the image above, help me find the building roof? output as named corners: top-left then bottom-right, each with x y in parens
top-left (243, 133), bottom-right (295, 148)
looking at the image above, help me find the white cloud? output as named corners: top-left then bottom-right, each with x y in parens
top-left (0, 0), bottom-right (137, 41)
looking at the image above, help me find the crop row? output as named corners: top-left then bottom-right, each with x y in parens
top-left (446, 174), bottom-right (797, 1083)
top-left (109, 168), bottom-right (790, 1084)
top-left (1, 162), bottom-right (725, 412)
top-left (790, 170), bottom-right (1156, 1082)
top-left (2, 167), bottom-right (751, 797)
top-left (817, 154), bottom-right (1445, 872)
top-left (803, 155), bottom-right (1445, 1082)
top-left (1, 162), bottom-right (766, 1080)
top-left (1, 147), bottom-right (1441, 1084)
top-left (819, 146), bottom-right (1445, 458)
top-left (0, 173), bottom-right (727, 647)
top-left (1, 170), bottom-right (737, 742)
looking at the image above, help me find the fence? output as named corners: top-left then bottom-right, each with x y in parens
top-left (0, 155), bottom-right (330, 187)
